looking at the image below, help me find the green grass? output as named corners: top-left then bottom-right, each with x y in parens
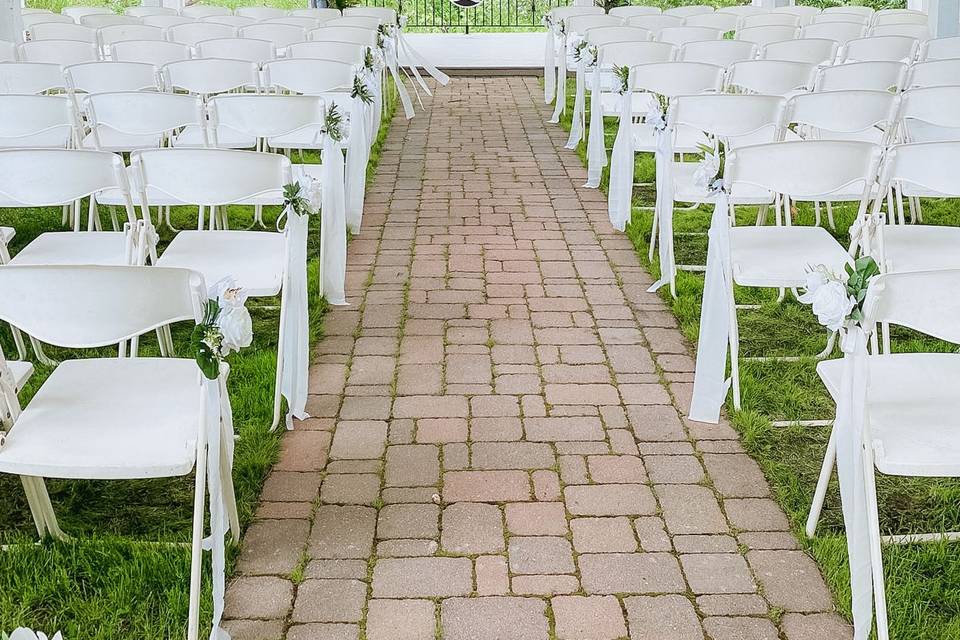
top-left (0, 97), bottom-right (396, 637)
top-left (557, 80), bottom-right (960, 639)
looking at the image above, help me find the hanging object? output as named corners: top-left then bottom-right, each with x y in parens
top-left (450, 0), bottom-right (482, 7)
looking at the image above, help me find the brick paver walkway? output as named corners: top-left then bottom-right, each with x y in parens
top-left (223, 77), bottom-right (852, 640)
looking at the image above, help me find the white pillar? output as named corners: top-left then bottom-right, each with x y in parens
top-left (927, 0), bottom-right (960, 37)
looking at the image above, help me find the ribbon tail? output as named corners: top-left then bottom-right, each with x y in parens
top-left (606, 89), bottom-right (634, 232)
top-left (398, 33), bottom-right (432, 96)
top-left (387, 46), bottom-right (415, 119)
top-left (647, 131), bottom-right (676, 295)
top-left (203, 374), bottom-right (232, 640)
top-left (398, 28), bottom-right (449, 86)
top-left (549, 34), bottom-right (567, 123)
top-left (544, 29), bottom-right (556, 104)
top-left (689, 192), bottom-right (733, 423)
top-left (321, 135), bottom-right (348, 306)
top-left (345, 99), bottom-right (369, 234)
top-left (585, 63), bottom-right (605, 188)
top-left (565, 59), bottom-right (587, 149)
top-left (279, 210), bottom-right (311, 429)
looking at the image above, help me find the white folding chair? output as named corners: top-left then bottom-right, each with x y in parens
top-left (815, 61), bottom-right (907, 92)
top-left (111, 39), bottom-right (191, 67)
top-left (262, 58), bottom-right (354, 94)
top-left (0, 62), bottom-right (66, 94)
top-left (739, 13), bottom-right (800, 30)
top-left (657, 26), bottom-right (723, 47)
top-left (195, 37), bottom-right (277, 64)
top-left (290, 8), bottom-right (343, 21)
top-left (161, 57), bottom-right (261, 97)
top-left (81, 91), bottom-right (206, 153)
top-left (285, 40), bottom-right (366, 64)
top-left (97, 23), bottom-right (165, 55)
top-left (771, 5), bottom-right (822, 26)
top-left (625, 14), bottom-right (683, 36)
top-left (919, 35), bottom-right (960, 60)
top-left (678, 39), bottom-right (757, 66)
top-left (136, 148), bottom-right (306, 429)
top-left (344, 6), bottom-right (395, 21)
top-left (587, 40), bottom-right (678, 119)
top-left (716, 5), bottom-right (768, 18)
top-left (0, 263), bottom-right (239, 640)
top-left (584, 25), bottom-right (651, 46)
top-left (760, 38), bottom-right (838, 65)
top-left (166, 22), bottom-right (238, 47)
top-left (80, 14), bottom-right (141, 28)
top-left (263, 16), bottom-right (322, 30)
top-left (869, 23), bottom-right (930, 40)
top-left (807, 268), bottom-right (960, 640)
top-left (664, 5), bottom-right (714, 18)
top-left (180, 5), bottom-right (232, 19)
top-left (124, 6), bottom-right (178, 18)
top-left (22, 13), bottom-right (73, 28)
top-left (839, 34), bottom-right (919, 63)
top-left (239, 23), bottom-right (307, 52)
top-left (682, 12), bottom-right (739, 32)
top-left (65, 61), bottom-right (160, 94)
top-left (235, 6), bottom-right (287, 20)
top-left (307, 25), bottom-right (376, 46)
top-left (141, 15), bottom-right (195, 29)
top-left (874, 10), bottom-right (928, 26)
top-left (823, 5), bottom-right (875, 19)
top-left (0, 94), bottom-right (77, 149)
top-left (609, 6), bottom-right (661, 18)
top-left (16, 40), bottom-right (99, 66)
top-left (61, 5), bottom-right (112, 22)
top-left (801, 21), bottom-right (868, 45)
top-left (736, 24), bottom-right (800, 47)
top-left (905, 58), bottom-right (960, 88)
top-left (725, 59), bottom-right (816, 95)
top-left (200, 15), bottom-right (256, 29)
top-left (898, 86), bottom-right (960, 143)
top-left (29, 22), bottom-right (97, 43)
top-left (325, 16), bottom-right (382, 29)
top-left (814, 12), bottom-right (871, 26)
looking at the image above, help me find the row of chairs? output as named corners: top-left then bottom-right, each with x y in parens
top-left (600, 3), bottom-right (928, 25)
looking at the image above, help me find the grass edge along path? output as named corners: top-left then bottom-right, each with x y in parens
top-left (552, 77), bottom-right (960, 640)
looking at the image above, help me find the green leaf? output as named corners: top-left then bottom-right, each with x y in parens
top-left (190, 324), bottom-right (221, 380)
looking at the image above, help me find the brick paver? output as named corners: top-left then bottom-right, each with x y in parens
top-left (223, 77), bottom-right (851, 640)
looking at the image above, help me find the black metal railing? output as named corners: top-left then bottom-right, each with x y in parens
top-left (361, 0), bottom-right (573, 32)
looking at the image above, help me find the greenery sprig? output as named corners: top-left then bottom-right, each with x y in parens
top-left (843, 256), bottom-right (881, 325)
top-left (283, 181), bottom-right (312, 217)
top-left (324, 104), bottom-right (345, 143)
top-left (191, 299), bottom-right (224, 381)
top-left (364, 46), bottom-right (376, 72)
top-left (351, 74), bottom-right (374, 104)
top-left (613, 64), bottom-right (630, 94)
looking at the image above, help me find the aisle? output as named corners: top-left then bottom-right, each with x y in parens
top-left (222, 77), bottom-right (850, 640)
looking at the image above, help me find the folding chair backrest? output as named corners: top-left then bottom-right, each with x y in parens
top-left (609, 6), bottom-right (661, 18)
top-left (0, 148), bottom-right (129, 207)
top-left (291, 8), bottom-right (343, 21)
top-left (125, 7), bottom-right (178, 18)
top-left (898, 87), bottom-right (960, 141)
top-left (566, 15), bottom-right (623, 36)
top-left (141, 15), bottom-right (195, 29)
top-left (162, 58), bottom-right (261, 95)
top-left (239, 23), bottom-right (307, 48)
top-left (736, 24), bottom-right (800, 47)
top-left (784, 90), bottom-right (899, 141)
top-left (132, 148), bottom-right (291, 205)
top-left (112, 40), bottom-right (191, 67)
top-left (878, 142), bottom-right (960, 199)
top-left (863, 269), bottom-right (960, 345)
top-left (195, 38), bottom-right (277, 64)
top-left (682, 13), bottom-right (739, 32)
top-left (285, 40), bottom-right (365, 64)
top-left (201, 15), bottom-right (256, 28)
top-left (181, 5), bottom-right (232, 19)
top-left (664, 5), bottom-right (714, 18)
top-left (724, 139), bottom-right (882, 200)
top-left (0, 265), bottom-right (204, 349)
top-left (657, 26), bottom-right (723, 47)
top-left (671, 94), bottom-right (785, 146)
top-left (760, 38), bottom-right (838, 65)
top-left (873, 11), bottom-right (928, 26)
top-left (207, 94), bottom-right (325, 143)
top-left (906, 58), bottom-right (960, 88)
top-left (235, 6), bottom-right (287, 20)
top-left (815, 60), bottom-right (907, 92)
top-left (166, 23), bottom-right (237, 47)
top-left (307, 26), bottom-right (376, 46)
top-left (771, 6), bottom-right (822, 26)
top-left (22, 13), bottom-right (73, 27)
top-left (814, 12), bottom-right (871, 25)
top-left (869, 23), bottom-right (930, 39)
top-left (80, 14), bottom-right (140, 28)
top-left (586, 26), bottom-right (651, 46)
top-left (264, 17), bottom-right (322, 29)
top-left (626, 15), bottom-right (683, 34)
top-left (716, 5), bottom-right (767, 18)
top-left (62, 6), bottom-right (111, 22)
top-left (345, 6), bottom-right (395, 20)
top-left (5, 61), bottom-right (69, 94)
top-left (263, 58), bottom-right (354, 94)
top-left (549, 6), bottom-right (604, 21)
top-left (0, 42), bottom-right (14, 63)
top-left (599, 40), bottom-right (676, 68)
top-left (679, 39), bottom-right (756, 66)
top-left (0, 94), bottom-right (75, 148)
top-left (630, 61), bottom-right (724, 96)
top-left (17, 39), bottom-right (99, 66)
top-left (325, 16), bottom-right (381, 29)
top-left (83, 91), bottom-right (204, 138)
top-left (823, 5), bottom-right (874, 18)
top-left (739, 13), bottom-right (800, 29)
top-left (29, 22), bottom-right (97, 43)
top-left (920, 35), bottom-right (960, 60)
top-left (726, 59), bottom-right (816, 94)
top-left (840, 35), bottom-right (919, 62)
top-left (66, 61), bottom-right (160, 93)
top-left (98, 24), bottom-right (165, 49)
top-left (801, 21), bottom-right (867, 44)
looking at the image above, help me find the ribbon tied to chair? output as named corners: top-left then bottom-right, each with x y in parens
top-left (346, 96), bottom-right (371, 234)
top-left (549, 22), bottom-right (569, 124)
top-left (585, 54), bottom-right (607, 188)
top-left (646, 105), bottom-right (676, 297)
top-left (565, 41), bottom-right (593, 150)
top-left (607, 79), bottom-right (635, 232)
top-left (380, 28), bottom-right (416, 120)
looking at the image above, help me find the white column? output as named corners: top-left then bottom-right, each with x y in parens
top-left (927, 0), bottom-right (960, 37)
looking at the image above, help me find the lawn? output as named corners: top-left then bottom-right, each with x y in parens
top-left (0, 98), bottom-right (396, 637)
top-left (555, 75), bottom-right (960, 639)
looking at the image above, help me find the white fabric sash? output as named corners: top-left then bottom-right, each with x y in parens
top-left (689, 191), bottom-right (732, 423)
top-left (384, 37), bottom-right (415, 120)
top-left (835, 327), bottom-right (874, 640)
top-left (549, 31), bottom-right (568, 124)
top-left (397, 28), bottom-right (450, 89)
top-left (346, 98), bottom-right (370, 234)
top-left (565, 55), bottom-right (587, 149)
top-left (320, 134), bottom-right (347, 306)
top-left (277, 206), bottom-right (311, 430)
top-left (585, 62), bottom-right (606, 188)
top-left (544, 27), bottom-right (557, 104)
top-left (646, 124), bottom-right (676, 296)
top-left (606, 86), bottom-right (634, 231)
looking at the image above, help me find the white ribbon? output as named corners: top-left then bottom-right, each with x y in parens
top-left (585, 59), bottom-right (606, 188)
top-left (397, 27), bottom-right (450, 89)
top-left (346, 98), bottom-right (370, 234)
top-left (544, 25), bottom-right (557, 104)
top-left (320, 134), bottom-right (347, 306)
top-left (566, 52), bottom-right (588, 150)
top-left (549, 29), bottom-right (568, 124)
top-left (689, 190), bottom-right (732, 423)
top-left (383, 37), bottom-right (415, 120)
top-left (607, 84), bottom-right (634, 231)
top-left (834, 326), bottom-right (874, 640)
top-left (646, 120), bottom-right (676, 296)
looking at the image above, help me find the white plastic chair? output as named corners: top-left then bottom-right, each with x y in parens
top-left (739, 13), bottom-right (800, 30)
top-left (262, 58), bottom-right (354, 94)
top-left (97, 24), bottom-right (165, 53)
top-left (760, 38), bottom-right (838, 65)
top-left (874, 10), bottom-right (928, 26)
top-left (235, 6), bottom-right (287, 20)
top-left (195, 38), bottom-right (277, 64)
top-left (0, 263), bottom-right (239, 640)
top-left (839, 35), bottom-right (919, 63)
top-left (716, 5), bottom-right (768, 18)
top-left (565, 14), bottom-right (624, 39)
top-left (823, 5), bottom-right (875, 18)
top-left (898, 86), bottom-right (960, 143)
top-left (61, 6), bottom-right (112, 22)
top-left (81, 91), bottom-right (205, 152)
top-left (29, 22), bottom-right (97, 42)
top-left (905, 58), bottom-right (960, 88)
top-left (657, 26), bottom-right (723, 47)
top-left (141, 15), bottom-right (195, 29)
top-left (22, 13), bottom-right (73, 28)
top-left (344, 6), bottom-right (395, 21)
top-left (589, 41), bottom-right (678, 117)
top-left (736, 24), bottom-right (800, 47)
top-left (802, 21), bottom-right (867, 45)
top-left (200, 15), bottom-right (256, 28)
top-left (290, 8), bottom-right (343, 21)
top-left (814, 12), bottom-right (871, 26)
top-left (625, 14), bottom-right (684, 35)
top-left (664, 5), bottom-right (714, 18)
top-left (285, 40), bottom-right (365, 64)
top-left (585, 26), bottom-right (651, 46)
top-left (161, 58), bottom-right (261, 97)
top-left (609, 6), bottom-right (661, 18)
top-left (869, 23), bottom-right (930, 40)
top-left (325, 16), bottom-right (382, 29)
top-left (166, 22), bottom-right (238, 47)
top-left (17, 40), bottom-right (99, 66)
top-left (80, 14), bottom-right (141, 28)
top-left (807, 268), bottom-right (960, 640)
top-left (815, 61), bottom-right (907, 92)
top-left (263, 16), bottom-right (322, 30)
top-left (0, 94), bottom-right (77, 149)
top-left (180, 5), bottom-right (233, 19)
top-left (111, 40), bottom-right (191, 67)
top-left (239, 23), bottom-right (307, 51)
top-left (65, 61), bottom-right (160, 94)
top-left (725, 59), bottom-right (816, 95)
top-left (124, 6), bottom-right (178, 18)
top-left (0, 62), bottom-right (66, 94)
top-left (678, 39), bottom-right (757, 66)
top-left (919, 35), bottom-right (960, 60)
top-left (682, 12), bottom-right (739, 32)
top-left (307, 25), bottom-right (376, 46)
top-left (771, 5), bottom-right (822, 26)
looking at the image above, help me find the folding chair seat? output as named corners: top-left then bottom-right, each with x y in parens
top-left (61, 5), bottom-right (112, 22)
top-left (291, 7), bottom-right (343, 21)
top-left (286, 40), bottom-right (366, 64)
top-left (262, 57), bottom-right (354, 94)
top-left (898, 86), bottom-right (960, 143)
top-left (814, 12), bottom-right (871, 26)
top-left (735, 25), bottom-right (800, 48)
top-left (725, 59), bottom-right (817, 96)
top-left (97, 24), bottom-right (165, 56)
top-left (80, 91), bottom-right (205, 152)
top-left (29, 22), bottom-right (98, 43)
top-left (239, 23), bottom-right (308, 53)
top-left (22, 13), bottom-right (73, 28)
top-left (0, 94), bottom-right (77, 149)
top-left (80, 14), bottom-right (140, 28)
top-left (307, 26), bottom-right (377, 46)
top-left (0, 62), bottom-right (66, 94)
top-left (0, 264), bottom-right (239, 640)
top-left (906, 58), bottom-right (960, 88)
top-left (111, 39), bottom-right (191, 67)
top-left (869, 23), bottom-right (930, 40)
top-left (657, 26), bottom-right (723, 47)
top-left (873, 8), bottom-right (927, 25)
top-left (165, 22), bottom-right (238, 47)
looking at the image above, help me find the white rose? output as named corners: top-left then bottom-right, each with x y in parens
top-left (693, 152), bottom-right (720, 189)
top-left (9, 630), bottom-right (63, 640)
top-left (800, 280), bottom-right (855, 332)
top-left (209, 277), bottom-right (253, 355)
top-left (646, 104), bottom-right (666, 132)
top-left (799, 269), bottom-right (829, 296)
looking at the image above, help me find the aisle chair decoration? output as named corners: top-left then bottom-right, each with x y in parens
top-left (376, 22), bottom-right (415, 119)
top-left (543, 12), bottom-right (562, 104)
top-left (317, 103), bottom-right (348, 306)
top-left (644, 93), bottom-right (676, 295)
top-left (585, 46), bottom-right (607, 188)
top-left (549, 18), bottom-right (569, 123)
top-left (607, 64), bottom-right (635, 231)
top-left (349, 70), bottom-right (376, 232)
top-left (565, 38), bottom-right (598, 151)
top-left (392, 13), bottom-right (450, 98)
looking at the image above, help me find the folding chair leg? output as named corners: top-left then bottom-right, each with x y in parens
top-left (806, 425), bottom-right (836, 538)
top-left (30, 336), bottom-right (57, 367)
top-left (825, 201), bottom-right (835, 230)
top-left (813, 201), bottom-right (821, 227)
top-left (11, 326), bottom-right (27, 360)
top-left (21, 476), bottom-right (68, 541)
top-left (164, 206), bottom-right (179, 233)
top-left (648, 204), bottom-right (659, 263)
top-left (863, 450), bottom-right (891, 640)
top-left (108, 206), bottom-right (119, 232)
top-left (187, 442), bottom-right (207, 640)
top-left (271, 292), bottom-right (288, 432)
top-left (20, 476), bottom-right (48, 538)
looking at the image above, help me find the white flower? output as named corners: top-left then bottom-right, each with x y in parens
top-left (8, 630), bottom-right (63, 640)
top-left (210, 277), bottom-right (253, 356)
top-left (798, 278), bottom-right (855, 332)
top-left (693, 152), bottom-right (720, 189)
top-left (646, 104), bottom-right (667, 132)
top-left (297, 176), bottom-right (321, 214)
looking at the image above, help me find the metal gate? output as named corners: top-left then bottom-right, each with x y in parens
top-left (358, 0), bottom-right (572, 32)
